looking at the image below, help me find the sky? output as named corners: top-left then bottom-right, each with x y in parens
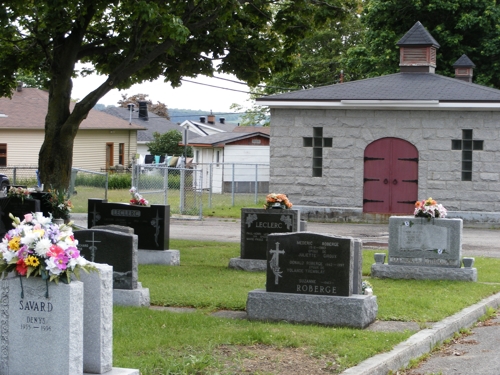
top-left (71, 67), bottom-right (253, 114)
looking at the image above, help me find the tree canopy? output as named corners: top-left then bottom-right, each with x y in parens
top-left (342, 0), bottom-right (500, 88)
top-left (147, 130), bottom-right (192, 157)
top-left (0, 0), bottom-right (354, 189)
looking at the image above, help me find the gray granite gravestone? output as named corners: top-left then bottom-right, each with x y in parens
top-left (0, 197), bottom-right (41, 237)
top-left (74, 228), bottom-right (150, 307)
top-left (371, 216), bottom-right (477, 281)
top-left (0, 277), bottom-right (84, 375)
top-left (228, 208), bottom-right (300, 271)
top-left (246, 232), bottom-right (377, 328)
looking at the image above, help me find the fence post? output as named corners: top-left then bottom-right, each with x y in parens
top-left (13, 167), bottom-right (17, 185)
top-left (180, 166), bottom-right (185, 214)
top-left (209, 163), bottom-right (213, 209)
top-left (231, 163), bottom-right (235, 206)
top-left (69, 168), bottom-right (78, 197)
top-left (104, 172), bottom-right (108, 200)
top-left (163, 166), bottom-right (168, 205)
top-left (255, 164), bottom-right (258, 204)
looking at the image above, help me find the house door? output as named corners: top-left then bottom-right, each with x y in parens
top-left (363, 138), bottom-right (418, 214)
top-left (106, 143), bottom-right (114, 170)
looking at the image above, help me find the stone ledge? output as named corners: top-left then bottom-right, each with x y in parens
top-left (113, 286), bottom-right (150, 307)
top-left (228, 257), bottom-right (266, 271)
top-left (246, 289), bottom-right (377, 328)
top-left (371, 264), bottom-right (477, 281)
top-left (138, 249), bottom-right (180, 265)
top-left (84, 368), bottom-right (139, 375)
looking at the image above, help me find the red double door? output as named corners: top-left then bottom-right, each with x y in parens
top-left (363, 138), bottom-right (418, 214)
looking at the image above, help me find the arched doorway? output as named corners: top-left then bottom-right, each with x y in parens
top-left (363, 138), bottom-right (418, 214)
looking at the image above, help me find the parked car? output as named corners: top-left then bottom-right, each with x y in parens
top-left (0, 174), bottom-right (9, 195)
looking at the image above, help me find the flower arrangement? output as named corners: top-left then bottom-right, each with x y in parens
top-left (7, 186), bottom-right (32, 202)
top-left (264, 193), bottom-right (293, 209)
top-left (362, 280), bottom-right (373, 295)
top-left (0, 213), bottom-right (96, 284)
top-left (48, 189), bottom-right (73, 220)
top-left (414, 197), bottom-right (447, 219)
top-left (129, 187), bottom-right (149, 206)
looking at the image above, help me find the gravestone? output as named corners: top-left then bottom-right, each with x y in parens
top-left (87, 199), bottom-right (170, 251)
top-left (0, 277), bottom-right (84, 375)
top-left (0, 197), bottom-right (40, 237)
top-left (75, 228), bottom-right (138, 289)
top-left (246, 232), bottom-right (377, 328)
top-left (30, 192), bottom-right (54, 218)
top-left (74, 227), bottom-right (150, 307)
top-left (371, 216), bottom-right (477, 281)
top-left (228, 208), bottom-right (300, 271)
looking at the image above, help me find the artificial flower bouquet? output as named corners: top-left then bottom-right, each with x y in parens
top-left (0, 213), bottom-right (96, 284)
top-left (7, 186), bottom-right (32, 202)
top-left (414, 197), bottom-right (447, 219)
top-left (129, 187), bottom-right (149, 206)
top-left (264, 193), bottom-right (293, 209)
top-left (48, 189), bottom-right (73, 220)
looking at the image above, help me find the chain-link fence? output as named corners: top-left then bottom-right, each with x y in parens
top-left (68, 168), bottom-right (108, 209)
top-left (132, 161), bottom-right (270, 219)
top-left (0, 166), bottom-right (39, 186)
top-left (132, 163), bottom-right (202, 219)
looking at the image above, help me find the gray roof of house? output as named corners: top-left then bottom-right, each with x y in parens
top-left (184, 119), bottom-right (237, 134)
top-left (256, 72), bottom-right (500, 102)
top-left (102, 106), bottom-right (197, 142)
top-left (453, 54), bottom-right (476, 68)
top-left (397, 21), bottom-right (440, 48)
top-left (187, 131), bottom-right (269, 147)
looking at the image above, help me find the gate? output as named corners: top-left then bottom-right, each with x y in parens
top-left (363, 138), bottom-right (418, 214)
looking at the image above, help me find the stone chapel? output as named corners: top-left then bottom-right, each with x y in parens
top-left (257, 21), bottom-right (500, 225)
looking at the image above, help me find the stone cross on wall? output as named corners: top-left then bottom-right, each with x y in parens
top-left (451, 129), bottom-right (484, 181)
top-left (303, 127), bottom-right (332, 177)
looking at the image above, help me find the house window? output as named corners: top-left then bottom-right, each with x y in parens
top-left (119, 143), bottom-right (125, 165)
top-left (451, 129), bottom-right (484, 181)
top-left (0, 144), bottom-right (6, 167)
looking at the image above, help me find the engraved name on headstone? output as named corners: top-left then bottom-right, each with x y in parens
top-left (241, 208), bottom-right (300, 260)
top-left (266, 232), bottom-right (353, 297)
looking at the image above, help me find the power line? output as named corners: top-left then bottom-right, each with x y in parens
top-left (180, 79), bottom-right (251, 94)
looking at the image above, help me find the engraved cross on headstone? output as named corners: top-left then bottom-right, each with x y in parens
top-left (303, 127), bottom-right (332, 177)
top-left (451, 129), bottom-right (484, 181)
top-left (269, 241), bottom-right (285, 285)
top-left (85, 232), bottom-right (101, 262)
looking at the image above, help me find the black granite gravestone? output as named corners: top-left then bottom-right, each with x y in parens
top-left (0, 197), bottom-right (41, 238)
top-left (74, 229), bottom-right (137, 289)
top-left (241, 208), bottom-right (300, 260)
top-left (30, 192), bottom-right (54, 218)
top-left (266, 232), bottom-right (353, 297)
top-left (87, 199), bottom-right (170, 250)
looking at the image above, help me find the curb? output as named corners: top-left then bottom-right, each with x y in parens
top-left (341, 291), bottom-right (500, 375)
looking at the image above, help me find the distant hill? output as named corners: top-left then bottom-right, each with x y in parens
top-left (94, 104), bottom-right (241, 125)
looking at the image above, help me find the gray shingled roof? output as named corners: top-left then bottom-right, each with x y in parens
top-left (397, 21), bottom-right (440, 48)
top-left (256, 72), bottom-right (500, 102)
top-left (187, 131), bottom-right (269, 146)
top-left (102, 106), bottom-right (197, 142)
top-left (453, 54), bottom-right (476, 68)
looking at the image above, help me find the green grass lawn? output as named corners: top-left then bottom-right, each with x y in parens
top-left (112, 240), bottom-right (500, 374)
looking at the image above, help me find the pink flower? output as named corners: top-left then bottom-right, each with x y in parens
top-left (24, 213), bottom-right (33, 222)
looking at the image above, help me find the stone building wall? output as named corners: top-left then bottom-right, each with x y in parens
top-left (269, 108), bottom-right (500, 213)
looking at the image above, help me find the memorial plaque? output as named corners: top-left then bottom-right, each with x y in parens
top-left (0, 197), bottom-right (41, 238)
top-left (87, 199), bottom-right (170, 250)
top-left (75, 229), bottom-right (138, 289)
top-left (388, 216), bottom-right (463, 268)
top-left (266, 232), bottom-right (353, 297)
top-left (241, 208), bottom-right (300, 260)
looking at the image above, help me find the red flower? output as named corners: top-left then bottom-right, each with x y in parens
top-left (16, 259), bottom-right (28, 275)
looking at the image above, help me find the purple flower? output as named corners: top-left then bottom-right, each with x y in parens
top-left (16, 245), bottom-right (31, 259)
top-left (55, 252), bottom-right (69, 270)
top-left (65, 247), bottom-right (80, 259)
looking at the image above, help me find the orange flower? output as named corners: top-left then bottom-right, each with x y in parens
top-left (415, 201), bottom-right (422, 208)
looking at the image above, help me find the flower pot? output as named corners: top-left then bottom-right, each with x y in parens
top-left (462, 257), bottom-right (475, 268)
top-left (374, 253), bottom-right (386, 264)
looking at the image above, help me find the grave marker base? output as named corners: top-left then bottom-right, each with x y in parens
top-left (371, 264), bottom-right (477, 281)
top-left (113, 282), bottom-right (150, 307)
top-left (84, 368), bottom-right (139, 375)
top-left (246, 289), bottom-right (377, 328)
top-left (228, 257), bottom-right (266, 271)
top-left (138, 249), bottom-right (180, 265)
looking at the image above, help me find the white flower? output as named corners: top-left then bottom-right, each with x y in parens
top-left (34, 238), bottom-right (52, 256)
top-left (34, 212), bottom-right (52, 226)
top-left (45, 258), bottom-right (62, 275)
top-left (2, 250), bottom-right (15, 262)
